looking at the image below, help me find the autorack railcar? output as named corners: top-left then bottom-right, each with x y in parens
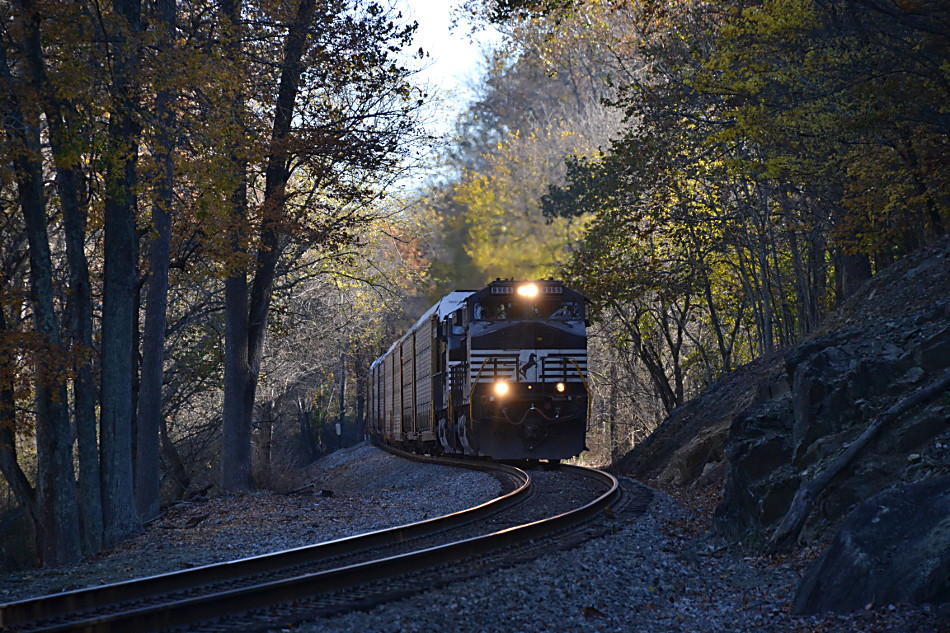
top-left (368, 279), bottom-right (589, 460)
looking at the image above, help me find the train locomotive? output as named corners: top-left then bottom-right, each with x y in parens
top-left (368, 279), bottom-right (589, 461)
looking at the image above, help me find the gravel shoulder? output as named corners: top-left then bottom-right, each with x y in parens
top-left (1, 444), bottom-right (944, 632)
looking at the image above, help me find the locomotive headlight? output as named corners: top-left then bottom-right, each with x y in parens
top-left (494, 380), bottom-right (510, 396)
top-left (556, 382), bottom-right (566, 393)
top-left (517, 283), bottom-right (539, 298)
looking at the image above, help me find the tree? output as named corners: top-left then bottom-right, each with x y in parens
top-left (0, 17), bottom-right (82, 563)
top-left (452, 127), bottom-right (590, 281)
top-left (219, 0), bottom-right (254, 494)
top-left (14, 0), bottom-right (104, 554)
top-left (420, 0), bottom-right (626, 292)
top-left (98, 0), bottom-right (144, 545)
top-left (135, 0), bottom-right (177, 522)
top-left (219, 0), bottom-right (423, 492)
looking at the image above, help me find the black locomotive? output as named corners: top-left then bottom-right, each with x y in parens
top-left (368, 279), bottom-right (589, 460)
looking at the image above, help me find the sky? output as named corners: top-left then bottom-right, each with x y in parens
top-left (396, 0), bottom-right (502, 136)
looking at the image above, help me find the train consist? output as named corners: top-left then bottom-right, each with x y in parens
top-left (368, 279), bottom-right (589, 460)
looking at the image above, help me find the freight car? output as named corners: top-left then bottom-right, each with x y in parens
top-left (368, 279), bottom-right (589, 461)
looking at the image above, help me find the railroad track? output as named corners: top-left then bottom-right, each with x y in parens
top-left (0, 449), bottom-right (637, 633)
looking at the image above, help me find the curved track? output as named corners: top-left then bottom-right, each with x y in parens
top-left (0, 450), bottom-right (625, 633)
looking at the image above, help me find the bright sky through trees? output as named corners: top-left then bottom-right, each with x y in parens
top-left (398, 0), bottom-right (500, 134)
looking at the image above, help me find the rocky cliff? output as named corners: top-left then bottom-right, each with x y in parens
top-left (618, 239), bottom-right (950, 614)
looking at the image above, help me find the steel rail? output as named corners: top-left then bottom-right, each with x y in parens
top-left (0, 454), bottom-right (529, 631)
top-left (19, 464), bottom-right (619, 633)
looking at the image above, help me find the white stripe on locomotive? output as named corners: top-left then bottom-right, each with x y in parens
top-left (468, 349), bottom-right (587, 383)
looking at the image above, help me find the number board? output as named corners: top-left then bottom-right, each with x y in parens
top-left (542, 286), bottom-right (563, 294)
top-left (491, 286), bottom-right (514, 294)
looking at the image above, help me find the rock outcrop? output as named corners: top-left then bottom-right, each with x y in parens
top-left (714, 293), bottom-right (950, 549)
top-left (793, 475), bottom-right (950, 614)
top-left (620, 239), bottom-right (950, 614)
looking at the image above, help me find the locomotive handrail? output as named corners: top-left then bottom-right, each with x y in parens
top-left (470, 353), bottom-right (591, 429)
top-left (468, 354), bottom-right (496, 425)
top-left (568, 357), bottom-right (592, 427)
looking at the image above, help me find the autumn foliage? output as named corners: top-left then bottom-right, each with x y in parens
top-left (0, 0), bottom-right (424, 566)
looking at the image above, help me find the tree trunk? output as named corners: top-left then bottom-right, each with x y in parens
top-left (836, 248), bottom-right (871, 303)
top-left (160, 415), bottom-right (190, 503)
top-left (355, 359), bottom-right (366, 441)
top-left (222, 246), bottom-right (253, 492)
top-left (702, 271), bottom-right (731, 374)
top-left (256, 401), bottom-right (274, 487)
top-left (608, 349), bottom-right (619, 464)
top-left (610, 300), bottom-right (679, 415)
top-left (299, 407), bottom-right (317, 462)
top-left (337, 351), bottom-right (347, 438)
top-left (18, 0), bottom-right (104, 554)
top-left (219, 0), bottom-right (254, 494)
top-left (135, 0), bottom-right (177, 523)
top-left (100, 0), bottom-right (143, 545)
top-left (224, 0), bottom-right (316, 489)
top-left (243, 0), bottom-right (317, 436)
top-left (0, 308), bottom-right (40, 557)
top-left (734, 246), bottom-right (767, 354)
top-left (808, 232), bottom-right (826, 328)
top-left (60, 167), bottom-right (104, 555)
top-left (0, 43), bottom-right (82, 565)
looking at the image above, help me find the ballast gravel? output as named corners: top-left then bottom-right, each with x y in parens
top-left (1, 443), bottom-right (945, 632)
top-left (284, 447), bottom-right (946, 633)
top-left (287, 487), bottom-right (945, 633)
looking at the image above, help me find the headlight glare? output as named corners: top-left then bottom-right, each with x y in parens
top-left (494, 380), bottom-right (510, 396)
top-left (517, 283), bottom-right (539, 298)
top-left (556, 382), bottom-right (566, 393)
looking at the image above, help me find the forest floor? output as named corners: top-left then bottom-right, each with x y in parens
top-left (1, 444), bottom-right (946, 632)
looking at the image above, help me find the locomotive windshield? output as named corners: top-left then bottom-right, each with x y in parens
top-left (472, 298), bottom-right (582, 321)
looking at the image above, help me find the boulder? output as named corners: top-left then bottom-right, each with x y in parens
top-left (618, 356), bottom-right (778, 483)
top-left (713, 398), bottom-right (799, 544)
top-left (656, 416), bottom-right (731, 486)
top-left (713, 324), bottom-right (950, 548)
top-left (794, 475), bottom-right (950, 614)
